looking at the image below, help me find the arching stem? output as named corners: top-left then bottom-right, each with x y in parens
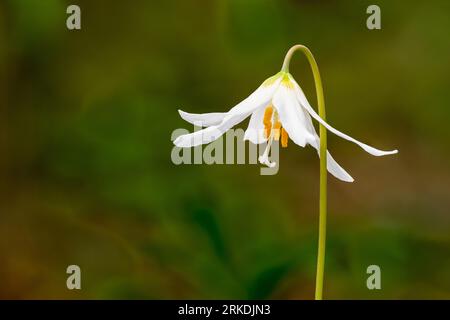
top-left (282, 45), bottom-right (327, 300)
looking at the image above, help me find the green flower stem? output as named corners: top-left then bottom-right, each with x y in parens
top-left (282, 45), bottom-right (327, 300)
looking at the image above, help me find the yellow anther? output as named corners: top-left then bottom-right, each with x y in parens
top-left (263, 106), bottom-right (273, 138)
top-left (273, 121), bottom-right (281, 141)
top-left (263, 106), bottom-right (273, 124)
top-left (281, 127), bottom-right (289, 148)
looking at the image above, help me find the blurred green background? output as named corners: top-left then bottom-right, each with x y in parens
top-left (1, 0), bottom-right (449, 299)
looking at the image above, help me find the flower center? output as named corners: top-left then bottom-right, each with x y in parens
top-left (263, 106), bottom-right (289, 147)
top-left (258, 105), bottom-right (290, 167)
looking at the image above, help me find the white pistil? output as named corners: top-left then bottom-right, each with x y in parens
top-left (259, 110), bottom-right (278, 168)
top-left (258, 135), bottom-right (276, 168)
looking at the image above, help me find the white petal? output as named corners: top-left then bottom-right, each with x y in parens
top-left (289, 75), bottom-right (398, 156)
top-left (178, 110), bottom-right (227, 127)
top-left (301, 109), bottom-right (354, 182)
top-left (173, 125), bottom-right (224, 148)
top-left (325, 151), bottom-right (354, 182)
top-left (272, 84), bottom-right (316, 147)
top-left (244, 106), bottom-right (267, 144)
top-left (308, 136), bottom-right (354, 182)
top-left (174, 77), bottom-right (281, 147)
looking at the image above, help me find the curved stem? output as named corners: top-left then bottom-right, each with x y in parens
top-left (282, 45), bottom-right (327, 300)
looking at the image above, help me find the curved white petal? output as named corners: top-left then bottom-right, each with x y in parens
top-left (244, 106), bottom-right (267, 144)
top-left (325, 151), bottom-right (354, 182)
top-left (289, 75), bottom-right (398, 156)
top-left (300, 107), bottom-right (354, 182)
top-left (178, 110), bottom-right (227, 127)
top-left (272, 84), bottom-right (316, 148)
top-left (308, 135), bottom-right (354, 182)
top-left (174, 77), bottom-right (281, 147)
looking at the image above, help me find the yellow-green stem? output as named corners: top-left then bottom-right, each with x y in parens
top-left (282, 45), bottom-right (327, 300)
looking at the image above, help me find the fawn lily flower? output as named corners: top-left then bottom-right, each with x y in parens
top-left (174, 45), bottom-right (398, 301)
top-left (174, 71), bottom-right (397, 182)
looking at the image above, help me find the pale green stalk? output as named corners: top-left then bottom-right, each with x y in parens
top-left (281, 45), bottom-right (327, 300)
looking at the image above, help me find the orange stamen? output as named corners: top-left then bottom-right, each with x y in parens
top-left (273, 121), bottom-right (281, 140)
top-left (263, 106), bottom-right (273, 138)
top-left (281, 127), bottom-right (289, 148)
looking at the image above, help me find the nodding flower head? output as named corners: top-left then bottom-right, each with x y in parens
top-left (174, 58), bottom-right (397, 182)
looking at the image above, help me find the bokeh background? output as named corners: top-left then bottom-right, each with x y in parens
top-left (1, 0), bottom-right (449, 299)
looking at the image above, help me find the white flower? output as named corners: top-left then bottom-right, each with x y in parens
top-left (173, 71), bottom-right (397, 182)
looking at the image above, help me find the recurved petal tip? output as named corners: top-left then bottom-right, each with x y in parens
top-left (369, 148), bottom-right (399, 157)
